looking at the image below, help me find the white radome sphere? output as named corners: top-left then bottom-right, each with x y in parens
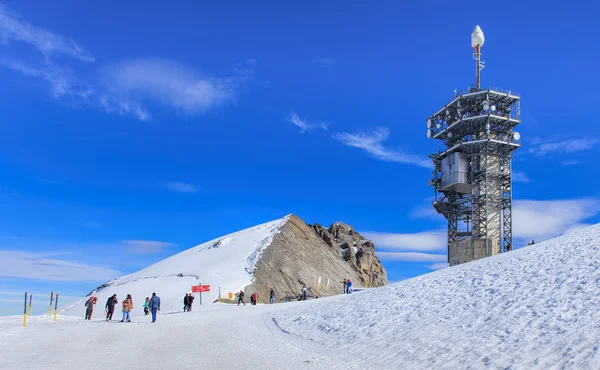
top-left (471, 25), bottom-right (485, 47)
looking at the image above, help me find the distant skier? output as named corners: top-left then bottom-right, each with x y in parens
top-left (531, 240), bottom-right (536, 245)
top-left (302, 287), bottom-right (308, 301)
top-left (85, 296), bottom-right (97, 320)
top-left (187, 293), bottom-right (195, 311)
top-left (252, 292), bottom-right (258, 305)
top-left (120, 294), bottom-right (133, 322)
top-left (269, 288), bottom-right (275, 304)
top-left (143, 297), bottom-right (150, 315)
top-left (346, 279), bottom-right (353, 294)
top-left (149, 292), bottom-right (161, 323)
top-left (341, 279), bottom-right (348, 294)
top-left (237, 290), bottom-right (246, 306)
top-left (105, 294), bottom-right (118, 321)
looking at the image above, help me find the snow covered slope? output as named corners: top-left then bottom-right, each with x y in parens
top-left (62, 216), bottom-right (289, 317)
top-left (272, 223), bottom-right (600, 369)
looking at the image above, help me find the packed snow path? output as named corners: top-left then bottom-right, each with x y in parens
top-left (0, 303), bottom-right (369, 370)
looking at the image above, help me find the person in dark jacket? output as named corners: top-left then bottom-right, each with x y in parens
top-left (105, 294), bottom-right (118, 321)
top-left (149, 292), bottom-right (161, 323)
top-left (237, 290), bottom-right (245, 306)
top-left (269, 288), bottom-right (275, 304)
top-left (183, 293), bottom-right (190, 312)
top-left (187, 294), bottom-right (195, 311)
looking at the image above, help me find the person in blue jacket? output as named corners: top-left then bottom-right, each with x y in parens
top-left (149, 292), bottom-right (161, 323)
top-left (346, 279), bottom-right (353, 294)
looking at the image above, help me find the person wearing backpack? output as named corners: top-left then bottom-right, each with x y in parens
top-left (120, 294), bottom-right (133, 322)
top-left (105, 294), bottom-right (118, 321)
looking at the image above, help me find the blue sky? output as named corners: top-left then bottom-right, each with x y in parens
top-left (1, 1), bottom-right (600, 315)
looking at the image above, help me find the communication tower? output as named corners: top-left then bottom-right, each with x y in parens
top-left (427, 26), bottom-right (521, 266)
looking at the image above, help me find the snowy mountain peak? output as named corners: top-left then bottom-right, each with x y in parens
top-left (62, 215), bottom-right (290, 316)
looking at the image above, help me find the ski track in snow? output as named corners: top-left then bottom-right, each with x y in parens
top-left (2, 222), bottom-right (600, 369)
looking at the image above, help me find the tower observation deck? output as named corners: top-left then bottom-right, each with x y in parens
top-left (427, 26), bottom-right (521, 266)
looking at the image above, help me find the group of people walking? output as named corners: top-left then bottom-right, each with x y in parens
top-left (237, 288), bottom-right (276, 306)
top-left (84, 292), bottom-right (161, 323)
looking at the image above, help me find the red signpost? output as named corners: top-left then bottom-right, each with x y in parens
top-left (191, 285), bottom-right (210, 305)
top-left (192, 285), bottom-right (210, 293)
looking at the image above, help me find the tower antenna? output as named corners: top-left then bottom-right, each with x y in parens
top-left (471, 25), bottom-right (485, 90)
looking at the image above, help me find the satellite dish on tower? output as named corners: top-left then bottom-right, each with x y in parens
top-left (513, 132), bottom-right (521, 140)
top-left (427, 119), bottom-right (432, 128)
top-left (471, 25), bottom-right (485, 47)
top-left (427, 129), bottom-right (433, 138)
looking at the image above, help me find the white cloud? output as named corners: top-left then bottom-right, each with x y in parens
top-left (287, 111), bottom-right (328, 133)
top-left (0, 250), bottom-right (119, 281)
top-left (332, 127), bottom-right (430, 168)
top-left (512, 198), bottom-right (600, 242)
top-left (561, 160), bottom-right (580, 166)
top-left (528, 138), bottom-right (599, 156)
top-left (512, 171), bottom-right (531, 183)
top-left (364, 230), bottom-right (446, 252)
top-left (377, 252), bottom-right (447, 262)
top-left (428, 262), bottom-right (449, 270)
top-left (100, 59), bottom-right (237, 115)
top-left (164, 181), bottom-right (198, 193)
top-left (122, 240), bottom-right (175, 255)
top-left (0, 4), bottom-right (94, 62)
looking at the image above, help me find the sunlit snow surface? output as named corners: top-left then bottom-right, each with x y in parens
top-left (2, 223), bottom-right (599, 369)
top-left (273, 223), bottom-right (600, 369)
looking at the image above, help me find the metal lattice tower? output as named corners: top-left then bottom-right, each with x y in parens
top-left (426, 26), bottom-right (522, 266)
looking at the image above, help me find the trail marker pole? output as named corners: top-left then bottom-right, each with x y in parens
top-left (49, 292), bottom-right (54, 316)
top-left (316, 276), bottom-right (322, 296)
top-left (54, 294), bottom-right (59, 322)
top-left (326, 278), bottom-right (330, 289)
top-left (28, 294), bottom-right (32, 316)
top-left (23, 292), bottom-right (27, 328)
top-left (199, 282), bottom-right (202, 306)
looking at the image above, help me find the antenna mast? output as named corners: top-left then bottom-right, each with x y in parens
top-left (471, 25), bottom-right (485, 90)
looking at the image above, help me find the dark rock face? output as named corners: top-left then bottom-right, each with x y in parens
top-left (244, 215), bottom-right (387, 303)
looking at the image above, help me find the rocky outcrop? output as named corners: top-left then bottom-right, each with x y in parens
top-left (244, 215), bottom-right (387, 303)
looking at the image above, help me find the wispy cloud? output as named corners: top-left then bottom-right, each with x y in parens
top-left (99, 59), bottom-right (238, 115)
top-left (122, 240), bottom-right (175, 255)
top-left (512, 171), bottom-right (531, 183)
top-left (513, 198), bottom-right (600, 243)
top-left (0, 250), bottom-right (119, 281)
top-left (364, 230), bottom-right (446, 252)
top-left (377, 251), bottom-right (447, 262)
top-left (0, 5), bottom-right (244, 121)
top-left (528, 138), bottom-right (599, 156)
top-left (317, 57), bottom-right (336, 67)
top-left (561, 160), bottom-right (580, 166)
top-left (164, 181), bottom-right (198, 193)
top-left (332, 127), bottom-right (430, 168)
top-left (287, 111), bottom-right (328, 133)
top-left (428, 262), bottom-right (449, 270)
top-left (0, 4), bottom-right (94, 62)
